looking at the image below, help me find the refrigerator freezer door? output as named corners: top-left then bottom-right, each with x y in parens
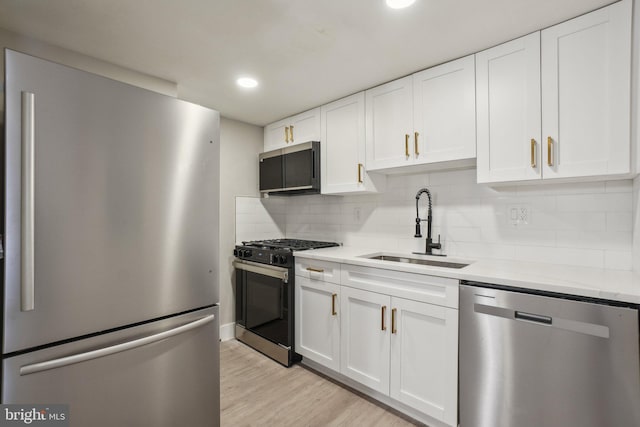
top-left (2, 306), bottom-right (220, 427)
top-left (4, 50), bottom-right (220, 353)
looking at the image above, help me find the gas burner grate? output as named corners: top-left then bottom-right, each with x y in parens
top-left (241, 238), bottom-right (339, 251)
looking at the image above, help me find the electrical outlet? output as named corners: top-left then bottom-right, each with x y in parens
top-left (507, 204), bottom-right (531, 227)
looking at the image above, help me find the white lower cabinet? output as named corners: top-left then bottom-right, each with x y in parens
top-left (390, 297), bottom-right (458, 426)
top-left (295, 276), bottom-right (341, 371)
top-left (340, 286), bottom-right (391, 394)
top-left (295, 262), bottom-right (459, 426)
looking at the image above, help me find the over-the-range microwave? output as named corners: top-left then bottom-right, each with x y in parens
top-left (259, 141), bottom-right (320, 195)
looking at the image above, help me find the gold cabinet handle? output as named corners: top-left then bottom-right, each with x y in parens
top-left (547, 136), bottom-right (553, 166)
top-left (530, 138), bottom-right (537, 168)
top-left (405, 134), bottom-right (410, 157)
top-left (414, 132), bottom-right (419, 156)
top-left (331, 293), bottom-right (337, 316)
top-left (357, 163), bottom-right (363, 183)
top-left (381, 306), bottom-right (387, 331)
top-left (290, 125), bottom-right (294, 142)
top-left (391, 308), bottom-right (397, 334)
top-left (285, 126), bottom-right (290, 143)
top-left (306, 267), bottom-right (324, 273)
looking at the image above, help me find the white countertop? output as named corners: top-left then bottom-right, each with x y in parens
top-left (293, 246), bottom-right (640, 304)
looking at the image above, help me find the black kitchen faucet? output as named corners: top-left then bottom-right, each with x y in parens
top-left (413, 188), bottom-right (445, 256)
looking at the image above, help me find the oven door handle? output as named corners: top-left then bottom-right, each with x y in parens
top-left (233, 260), bottom-right (289, 283)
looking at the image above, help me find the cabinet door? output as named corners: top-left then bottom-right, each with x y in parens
top-left (365, 76), bottom-right (413, 170)
top-left (321, 93), bottom-right (366, 194)
top-left (476, 33), bottom-right (542, 183)
top-left (541, 0), bottom-right (631, 179)
top-left (289, 107), bottom-right (321, 145)
top-left (413, 55), bottom-right (476, 164)
top-left (264, 119), bottom-right (289, 151)
top-left (390, 298), bottom-right (458, 426)
top-left (340, 286), bottom-right (390, 394)
top-left (295, 278), bottom-right (341, 371)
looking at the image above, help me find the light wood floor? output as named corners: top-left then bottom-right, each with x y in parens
top-left (220, 340), bottom-right (422, 426)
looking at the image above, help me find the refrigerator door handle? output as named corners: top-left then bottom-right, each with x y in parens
top-left (19, 314), bottom-right (215, 376)
top-left (21, 91), bottom-right (36, 312)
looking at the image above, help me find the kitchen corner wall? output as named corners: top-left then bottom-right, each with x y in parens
top-left (248, 169), bottom-right (633, 270)
top-left (219, 118), bottom-right (263, 331)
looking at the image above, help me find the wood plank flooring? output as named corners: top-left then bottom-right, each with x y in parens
top-left (221, 340), bottom-right (422, 426)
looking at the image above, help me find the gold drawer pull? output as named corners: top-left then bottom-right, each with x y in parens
top-left (331, 294), bottom-right (337, 316)
top-left (391, 308), bottom-right (397, 334)
top-left (306, 267), bottom-right (324, 273)
top-left (547, 136), bottom-right (553, 166)
top-left (290, 125), bottom-right (294, 142)
top-left (357, 163), bottom-right (363, 183)
top-left (414, 132), bottom-right (419, 155)
top-left (381, 306), bottom-right (387, 331)
top-left (285, 126), bottom-right (290, 143)
top-left (530, 138), bottom-right (537, 168)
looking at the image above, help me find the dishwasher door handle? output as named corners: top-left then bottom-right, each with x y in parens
top-left (474, 303), bottom-right (610, 338)
top-left (515, 311), bottom-right (552, 325)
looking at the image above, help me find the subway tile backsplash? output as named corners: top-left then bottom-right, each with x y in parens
top-left (236, 168), bottom-right (634, 270)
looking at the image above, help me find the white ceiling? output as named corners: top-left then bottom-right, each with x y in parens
top-left (0, 0), bottom-right (615, 126)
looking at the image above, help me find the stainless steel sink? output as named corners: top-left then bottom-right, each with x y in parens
top-left (364, 254), bottom-right (469, 269)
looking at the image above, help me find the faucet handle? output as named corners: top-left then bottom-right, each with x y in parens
top-left (430, 234), bottom-right (442, 250)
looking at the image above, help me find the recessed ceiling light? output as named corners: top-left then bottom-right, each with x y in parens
top-left (236, 77), bottom-right (258, 88)
top-left (386, 0), bottom-right (416, 9)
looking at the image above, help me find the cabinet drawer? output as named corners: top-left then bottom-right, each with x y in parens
top-left (341, 265), bottom-right (458, 309)
top-left (295, 259), bottom-right (341, 284)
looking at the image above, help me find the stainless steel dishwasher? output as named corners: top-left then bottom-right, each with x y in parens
top-left (459, 282), bottom-right (640, 427)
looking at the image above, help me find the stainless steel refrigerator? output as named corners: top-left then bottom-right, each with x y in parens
top-left (2, 49), bottom-right (220, 426)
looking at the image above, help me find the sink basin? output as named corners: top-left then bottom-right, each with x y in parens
top-left (363, 254), bottom-right (469, 269)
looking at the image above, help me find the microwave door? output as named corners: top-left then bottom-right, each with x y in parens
top-left (259, 155), bottom-right (283, 191)
top-left (284, 149), bottom-right (315, 189)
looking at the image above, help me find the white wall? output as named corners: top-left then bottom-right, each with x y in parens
top-left (219, 118), bottom-right (263, 332)
top-left (274, 170), bottom-right (634, 270)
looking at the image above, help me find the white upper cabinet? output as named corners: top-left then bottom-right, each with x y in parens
top-left (477, 0), bottom-right (632, 184)
top-left (365, 76), bottom-right (414, 170)
top-left (264, 107), bottom-right (321, 151)
top-left (476, 32), bottom-right (542, 183)
top-left (541, 0), bottom-right (631, 179)
top-left (321, 92), bottom-right (385, 194)
top-left (366, 56), bottom-right (476, 173)
top-left (413, 55), bottom-right (476, 164)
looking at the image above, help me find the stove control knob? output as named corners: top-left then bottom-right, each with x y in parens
top-left (244, 250), bottom-right (252, 258)
top-left (280, 255), bottom-right (288, 264)
top-left (233, 249), bottom-right (239, 257)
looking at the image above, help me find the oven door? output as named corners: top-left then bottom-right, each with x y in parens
top-left (234, 260), bottom-right (290, 347)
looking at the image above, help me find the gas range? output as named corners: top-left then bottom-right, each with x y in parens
top-left (233, 239), bottom-right (339, 267)
top-left (233, 238), bottom-right (339, 367)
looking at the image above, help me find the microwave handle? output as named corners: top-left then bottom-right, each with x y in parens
top-left (312, 149), bottom-right (316, 179)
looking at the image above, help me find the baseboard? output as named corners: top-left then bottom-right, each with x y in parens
top-left (220, 322), bottom-right (236, 342)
